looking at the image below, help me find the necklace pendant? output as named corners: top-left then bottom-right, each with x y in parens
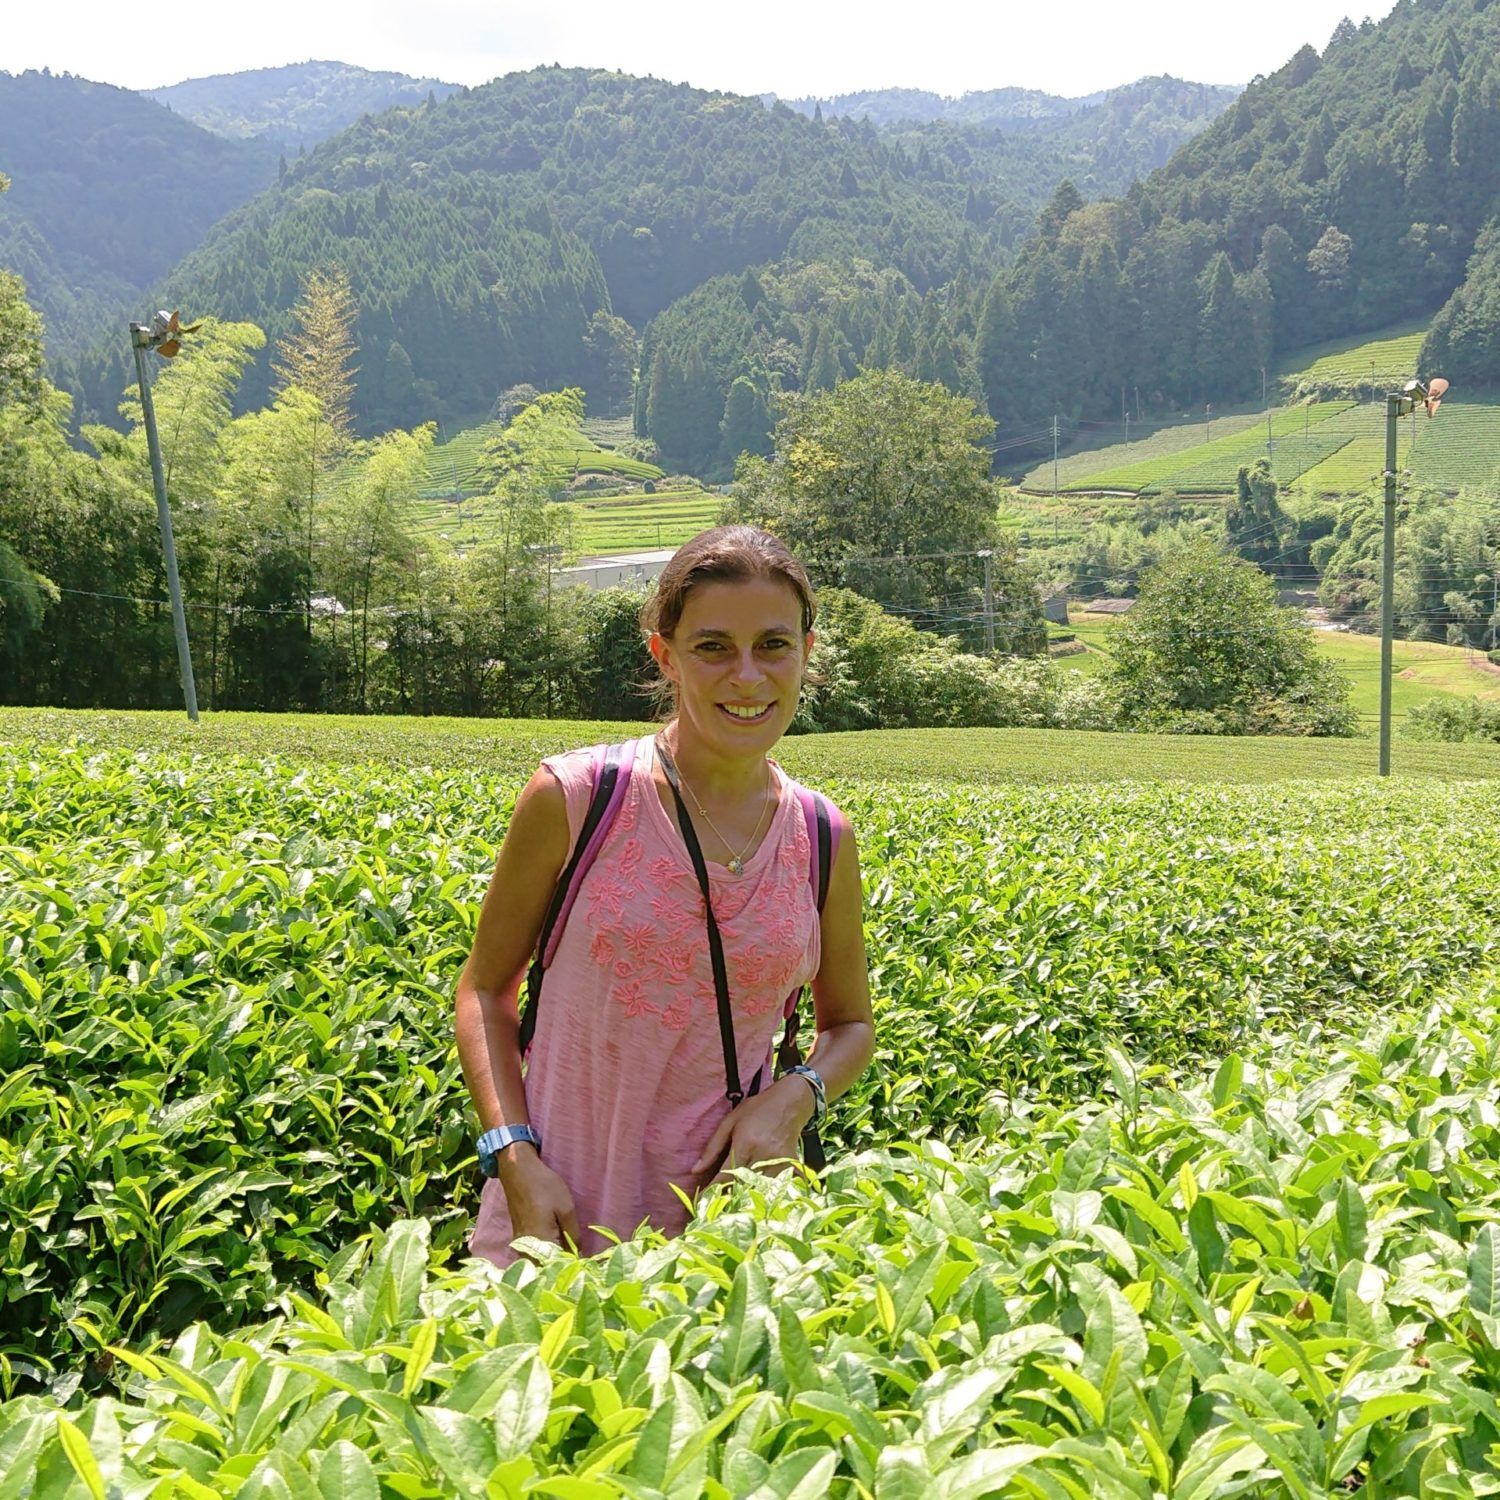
top-left (727, 856), bottom-right (744, 876)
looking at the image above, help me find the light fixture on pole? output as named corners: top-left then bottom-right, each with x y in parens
top-left (129, 310), bottom-right (201, 723)
top-left (1378, 375), bottom-right (1447, 776)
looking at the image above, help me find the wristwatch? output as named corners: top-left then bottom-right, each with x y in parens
top-left (477, 1123), bottom-right (541, 1178)
top-left (784, 1064), bottom-right (827, 1125)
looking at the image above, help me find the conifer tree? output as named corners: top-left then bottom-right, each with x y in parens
top-left (273, 265), bottom-right (360, 634)
top-left (273, 265), bottom-right (359, 442)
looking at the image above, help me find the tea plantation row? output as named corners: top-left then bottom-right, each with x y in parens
top-left (4, 744), bottom-right (1500, 1393)
top-left (5, 708), bottom-right (1500, 783)
top-left (7, 972), bottom-right (1500, 1495)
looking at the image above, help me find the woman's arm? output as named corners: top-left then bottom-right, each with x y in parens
top-left (692, 824), bottom-right (876, 1177)
top-left (455, 768), bottom-right (582, 1248)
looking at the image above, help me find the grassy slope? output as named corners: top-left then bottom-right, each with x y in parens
top-left (5, 707), bottom-right (1500, 782)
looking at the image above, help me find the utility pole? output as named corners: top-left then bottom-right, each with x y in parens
top-left (1379, 377), bottom-right (1448, 776)
top-left (1262, 367), bottom-right (1272, 462)
top-left (1205, 402), bottom-right (1213, 441)
top-left (978, 548), bottom-right (995, 654)
top-left (1052, 414), bottom-right (1059, 500)
top-left (1378, 392), bottom-right (1399, 778)
top-left (130, 314), bottom-right (199, 722)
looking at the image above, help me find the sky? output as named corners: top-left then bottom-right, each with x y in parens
top-left (13, 0), bottom-right (1394, 99)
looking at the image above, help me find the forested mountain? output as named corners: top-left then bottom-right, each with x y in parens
top-left (637, 76), bottom-right (1241, 471)
top-left (638, 261), bottom-right (985, 474)
top-left (782, 77), bottom-right (1237, 137)
top-left (780, 85), bottom-right (1099, 129)
top-left (0, 71), bottom-right (276, 354)
top-left (148, 61), bottom-right (460, 148)
top-left (67, 65), bottom-right (1239, 437)
top-left (974, 0), bottom-right (1500, 439)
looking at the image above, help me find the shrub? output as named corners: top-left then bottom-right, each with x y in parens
top-left (1109, 541), bottom-right (1358, 736)
top-left (796, 590), bottom-right (1116, 732)
top-left (1402, 694), bottom-right (1500, 743)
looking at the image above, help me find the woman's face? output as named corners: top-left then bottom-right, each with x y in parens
top-left (651, 576), bottom-right (813, 758)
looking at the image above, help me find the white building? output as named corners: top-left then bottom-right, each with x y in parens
top-left (558, 549), bottom-right (677, 591)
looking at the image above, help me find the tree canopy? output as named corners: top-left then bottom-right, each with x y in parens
top-left (1108, 540), bottom-right (1357, 735)
top-left (729, 369), bottom-right (1046, 655)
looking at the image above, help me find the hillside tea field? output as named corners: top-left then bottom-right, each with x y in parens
top-left (4, 732), bottom-right (1500, 1494)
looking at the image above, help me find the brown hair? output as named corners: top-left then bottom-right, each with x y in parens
top-left (640, 525), bottom-right (817, 713)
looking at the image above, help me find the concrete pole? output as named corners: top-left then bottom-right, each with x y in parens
top-left (979, 548), bottom-right (995, 654)
top-left (1378, 392), bottom-right (1399, 777)
top-left (131, 328), bottom-right (199, 722)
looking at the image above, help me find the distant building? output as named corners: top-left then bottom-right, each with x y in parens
top-left (1040, 591), bottom-right (1070, 624)
top-left (559, 549), bottom-right (676, 591)
top-left (1081, 597), bottom-right (1136, 616)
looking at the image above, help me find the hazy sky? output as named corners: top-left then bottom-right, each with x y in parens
top-left (17, 0), bottom-right (1392, 99)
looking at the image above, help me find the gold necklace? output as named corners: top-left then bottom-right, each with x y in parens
top-left (659, 737), bottom-right (773, 875)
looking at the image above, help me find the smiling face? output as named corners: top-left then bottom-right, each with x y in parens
top-left (650, 576), bottom-right (814, 759)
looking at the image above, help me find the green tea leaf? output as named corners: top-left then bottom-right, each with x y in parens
top-left (875, 1444), bottom-right (932, 1500)
top-left (54, 1415), bottom-right (104, 1500)
top-left (928, 1444), bottom-right (1048, 1499)
top-left (1334, 1178), bottom-right (1368, 1263)
top-left (1470, 1223), bottom-right (1500, 1319)
top-left (491, 1352), bottom-right (552, 1461)
top-left (315, 1441), bottom-right (380, 1500)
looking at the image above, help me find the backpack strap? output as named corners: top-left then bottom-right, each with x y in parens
top-left (518, 739), bottom-right (636, 1055)
top-left (771, 783), bottom-right (843, 1171)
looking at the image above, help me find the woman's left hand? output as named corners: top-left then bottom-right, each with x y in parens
top-left (692, 1076), bottom-right (816, 1185)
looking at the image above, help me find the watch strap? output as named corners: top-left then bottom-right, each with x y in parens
top-left (785, 1064), bottom-right (826, 1125)
top-left (477, 1123), bottom-right (541, 1177)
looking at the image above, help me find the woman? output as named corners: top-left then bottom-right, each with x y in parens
top-left (456, 525), bottom-right (875, 1263)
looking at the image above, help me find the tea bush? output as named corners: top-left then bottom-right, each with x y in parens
top-left (5, 746), bottom-right (1500, 1389)
top-left (6, 981), bottom-right (1500, 1495)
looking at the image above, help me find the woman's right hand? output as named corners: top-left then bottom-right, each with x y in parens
top-left (499, 1148), bottom-right (583, 1252)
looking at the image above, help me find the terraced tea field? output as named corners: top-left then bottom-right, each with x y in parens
top-left (1406, 395), bottom-right (1500, 490)
top-left (567, 488), bottom-right (723, 555)
top-left (1022, 394), bottom-right (1500, 499)
top-left (4, 712), bottom-right (1500, 1491)
top-left (1275, 317), bottom-right (1429, 393)
top-left (422, 417), bottom-right (662, 499)
top-left (407, 484), bottom-right (719, 559)
top-left (8, 706), bottom-right (1500, 781)
top-left (1021, 402), bottom-right (1351, 495)
top-left (1020, 321), bottom-right (1499, 503)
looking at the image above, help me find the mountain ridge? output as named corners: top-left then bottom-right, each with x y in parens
top-left (147, 60), bottom-right (461, 148)
top-left (777, 75), bottom-right (1240, 131)
top-left (0, 70), bottom-right (276, 355)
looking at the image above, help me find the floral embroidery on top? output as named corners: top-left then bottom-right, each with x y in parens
top-left (659, 991), bottom-right (693, 1030)
top-left (618, 921), bottom-right (660, 964)
top-left (610, 977), bottom-right (659, 1019)
top-left (651, 890), bottom-right (697, 934)
top-left (558, 744), bottom-right (820, 1037)
top-left (587, 835), bottom-right (645, 924)
top-left (649, 936), bottom-right (700, 987)
top-left (647, 854), bottom-right (685, 888)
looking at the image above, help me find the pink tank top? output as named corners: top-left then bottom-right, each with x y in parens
top-left (469, 737), bottom-right (823, 1265)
